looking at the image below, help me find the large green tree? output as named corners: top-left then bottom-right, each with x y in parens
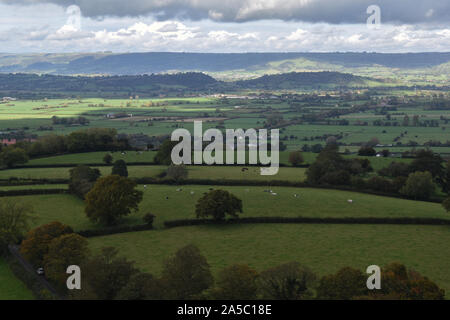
top-left (195, 190), bottom-right (243, 220)
top-left (162, 244), bottom-right (213, 299)
top-left (69, 165), bottom-right (101, 199)
top-left (85, 175), bottom-right (143, 226)
top-left (20, 222), bottom-right (73, 267)
top-left (43, 233), bottom-right (89, 290)
top-left (0, 201), bottom-right (33, 256)
top-left (258, 262), bottom-right (317, 300)
top-left (210, 264), bottom-right (259, 300)
top-left (400, 171), bottom-right (435, 200)
top-left (0, 146), bottom-right (28, 168)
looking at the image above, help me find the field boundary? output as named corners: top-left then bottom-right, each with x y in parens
top-left (0, 189), bottom-right (68, 197)
top-left (164, 216), bottom-right (450, 228)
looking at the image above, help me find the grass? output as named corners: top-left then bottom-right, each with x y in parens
top-left (0, 165), bottom-right (307, 182)
top-left (28, 151), bottom-right (157, 165)
top-left (89, 224), bottom-right (450, 298)
top-left (5, 185), bottom-right (447, 230)
top-left (0, 258), bottom-right (34, 300)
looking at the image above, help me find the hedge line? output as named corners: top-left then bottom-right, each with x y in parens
top-left (77, 224), bottom-right (153, 238)
top-left (0, 189), bottom-right (68, 197)
top-left (8, 162), bottom-right (300, 170)
top-left (164, 216), bottom-right (450, 228)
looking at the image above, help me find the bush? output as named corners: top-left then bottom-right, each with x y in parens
top-left (103, 153), bottom-right (113, 164)
top-left (166, 164), bottom-right (188, 182)
top-left (443, 197), bottom-right (450, 212)
top-left (143, 213), bottom-right (155, 226)
top-left (288, 151), bottom-right (304, 167)
top-left (68, 165), bottom-right (101, 199)
top-left (111, 160), bottom-right (128, 177)
top-left (316, 267), bottom-right (368, 300)
top-left (358, 146), bottom-right (376, 156)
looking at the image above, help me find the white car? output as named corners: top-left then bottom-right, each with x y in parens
top-left (36, 267), bottom-right (44, 275)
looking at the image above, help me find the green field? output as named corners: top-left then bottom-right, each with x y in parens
top-left (0, 258), bottom-right (34, 300)
top-left (28, 151), bottom-right (157, 165)
top-left (6, 185), bottom-right (447, 230)
top-left (0, 165), bottom-right (307, 182)
top-left (89, 224), bottom-right (450, 298)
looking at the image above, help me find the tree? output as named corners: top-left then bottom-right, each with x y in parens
top-left (111, 160), bottom-right (128, 177)
top-left (154, 139), bottom-right (178, 165)
top-left (370, 263), bottom-right (445, 300)
top-left (20, 222), bottom-right (73, 267)
top-left (358, 146), bottom-right (376, 156)
top-left (116, 272), bottom-right (165, 300)
top-left (103, 153), bottom-right (113, 164)
top-left (288, 151), bottom-right (304, 167)
top-left (166, 164), bottom-right (188, 182)
top-left (400, 171), bottom-right (435, 200)
top-left (195, 190), bottom-right (243, 220)
top-left (409, 150), bottom-right (445, 187)
top-left (162, 244), bottom-right (213, 299)
top-left (0, 146), bottom-right (28, 168)
top-left (0, 201), bottom-right (33, 256)
top-left (316, 267), bottom-right (368, 300)
top-left (306, 144), bottom-right (351, 186)
top-left (443, 197), bottom-right (450, 212)
top-left (85, 175), bottom-right (143, 226)
top-left (73, 247), bottom-right (139, 300)
top-left (443, 161), bottom-right (450, 193)
top-left (69, 165), bottom-right (101, 199)
top-left (258, 262), bottom-right (317, 300)
top-left (210, 264), bottom-right (259, 300)
top-left (43, 233), bottom-right (89, 290)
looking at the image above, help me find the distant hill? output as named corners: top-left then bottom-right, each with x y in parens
top-left (235, 71), bottom-right (367, 89)
top-left (0, 52), bottom-right (449, 76)
top-left (0, 71), bottom-right (380, 99)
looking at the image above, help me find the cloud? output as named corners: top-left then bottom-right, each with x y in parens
top-left (1, 0), bottom-right (449, 24)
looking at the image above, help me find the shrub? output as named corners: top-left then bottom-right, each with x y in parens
top-left (358, 146), bottom-right (376, 156)
top-left (288, 151), bottom-right (304, 167)
top-left (316, 267), bottom-right (368, 300)
top-left (143, 213), bottom-right (155, 226)
top-left (103, 153), bottom-right (113, 164)
top-left (443, 197), bottom-right (450, 212)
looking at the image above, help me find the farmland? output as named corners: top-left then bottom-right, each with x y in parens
top-left (5, 185), bottom-right (448, 230)
top-left (88, 224), bottom-right (450, 298)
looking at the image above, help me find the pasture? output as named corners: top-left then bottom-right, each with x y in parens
top-left (5, 185), bottom-right (447, 230)
top-left (89, 224), bottom-right (450, 298)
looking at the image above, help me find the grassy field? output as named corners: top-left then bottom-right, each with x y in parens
top-left (0, 258), bottom-right (34, 300)
top-left (0, 165), bottom-right (307, 182)
top-left (28, 151), bottom-right (157, 165)
top-left (5, 185), bottom-right (447, 230)
top-left (89, 224), bottom-right (450, 298)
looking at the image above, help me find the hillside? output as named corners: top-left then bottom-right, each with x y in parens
top-left (1, 52), bottom-right (449, 76)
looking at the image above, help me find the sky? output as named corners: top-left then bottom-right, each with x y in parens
top-left (0, 0), bottom-right (449, 53)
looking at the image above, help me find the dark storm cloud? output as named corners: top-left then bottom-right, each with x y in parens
top-left (1, 0), bottom-right (449, 24)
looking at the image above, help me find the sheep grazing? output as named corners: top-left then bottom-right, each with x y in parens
top-left (144, 185), bottom-right (147, 189)
top-left (294, 194), bottom-right (299, 198)
top-left (271, 193), bottom-right (278, 196)
top-left (348, 199), bottom-right (353, 203)
top-left (176, 188), bottom-right (182, 192)
top-left (190, 191), bottom-right (195, 195)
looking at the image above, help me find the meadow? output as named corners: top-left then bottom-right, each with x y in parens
top-left (0, 165), bottom-right (307, 182)
top-left (89, 223), bottom-right (450, 298)
top-left (6, 185), bottom-right (448, 230)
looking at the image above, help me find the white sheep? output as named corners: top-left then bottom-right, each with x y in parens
top-left (348, 199), bottom-right (353, 204)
